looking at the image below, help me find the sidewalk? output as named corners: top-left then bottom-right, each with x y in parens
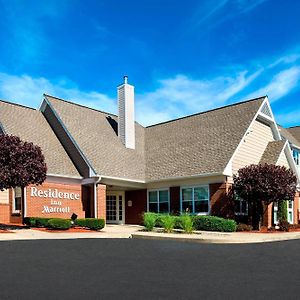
top-left (0, 224), bottom-right (142, 241)
top-left (1, 225), bottom-right (300, 243)
top-left (131, 230), bottom-right (300, 244)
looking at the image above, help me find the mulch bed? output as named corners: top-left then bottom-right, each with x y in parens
top-left (0, 229), bottom-right (14, 233)
top-left (239, 227), bottom-right (300, 233)
top-left (33, 227), bottom-right (97, 233)
top-left (0, 223), bottom-right (28, 233)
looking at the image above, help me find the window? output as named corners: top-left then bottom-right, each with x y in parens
top-left (234, 195), bottom-right (248, 215)
top-left (293, 149), bottom-right (299, 165)
top-left (148, 189), bottom-right (169, 213)
top-left (181, 186), bottom-right (209, 214)
top-left (13, 187), bottom-right (22, 214)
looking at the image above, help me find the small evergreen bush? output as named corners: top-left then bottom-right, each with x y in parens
top-left (47, 218), bottom-right (71, 230)
top-left (193, 216), bottom-right (237, 232)
top-left (76, 218), bottom-right (105, 231)
top-left (23, 217), bottom-right (37, 227)
top-left (143, 212), bottom-right (157, 231)
top-left (236, 223), bottom-right (253, 232)
top-left (23, 217), bottom-right (51, 228)
top-left (278, 219), bottom-right (289, 232)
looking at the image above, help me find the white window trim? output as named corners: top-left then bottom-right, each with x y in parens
top-left (180, 185), bottom-right (210, 215)
top-left (234, 198), bottom-right (248, 216)
top-left (293, 149), bottom-right (299, 166)
top-left (147, 188), bottom-right (170, 213)
top-left (12, 187), bottom-right (22, 214)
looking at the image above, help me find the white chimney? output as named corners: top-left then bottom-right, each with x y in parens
top-left (118, 76), bottom-right (135, 149)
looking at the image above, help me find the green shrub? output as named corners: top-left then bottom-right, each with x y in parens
top-left (23, 217), bottom-right (51, 228)
top-left (278, 219), bottom-right (289, 232)
top-left (180, 214), bottom-right (194, 233)
top-left (236, 223), bottom-right (253, 232)
top-left (278, 200), bottom-right (288, 221)
top-left (47, 218), bottom-right (71, 230)
top-left (75, 218), bottom-right (105, 231)
top-left (36, 218), bottom-right (51, 228)
top-left (23, 217), bottom-right (37, 227)
top-left (193, 216), bottom-right (237, 232)
top-left (161, 214), bottom-right (176, 233)
top-left (143, 212), bottom-right (157, 231)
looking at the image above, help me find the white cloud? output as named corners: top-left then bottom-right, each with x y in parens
top-left (0, 73), bottom-right (117, 114)
top-left (276, 109), bottom-right (300, 127)
top-left (1, 49), bottom-right (299, 127)
top-left (135, 70), bottom-right (262, 125)
top-left (244, 66), bottom-right (300, 102)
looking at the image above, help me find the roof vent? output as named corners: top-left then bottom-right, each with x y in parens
top-left (117, 76), bottom-right (135, 149)
top-left (260, 102), bottom-right (272, 118)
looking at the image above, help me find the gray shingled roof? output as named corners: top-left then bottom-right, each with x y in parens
top-left (44, 95), bottom-right (265, 181)
top-left (45, 95), bottom-right (145, 181)
top-left (278, 125), bottom-right (300, 148)
top-left (259, 141), bottom-right (286, 165)
top-left (287, 127), bottom-right (300, 146)
top-left (145, 97), bottom-right (265, 180)
top-left (0, 100), bottom-right (80, 177)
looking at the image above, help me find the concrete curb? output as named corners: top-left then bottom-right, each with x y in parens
top-left (131, 232), bottom-right (300, 244)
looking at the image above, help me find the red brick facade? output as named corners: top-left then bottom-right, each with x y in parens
top-left (26, 181), bottom-right (84, 219)
top-left (97, 184), bottom-right (106, 220)
top-left (209, 182), bottom-right (234, 219)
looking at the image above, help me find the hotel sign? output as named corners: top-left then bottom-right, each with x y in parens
top-left (30, 187), bottom-right (80, 214)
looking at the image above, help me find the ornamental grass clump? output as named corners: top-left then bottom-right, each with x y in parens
top-left (180, 214), bottom-right (194, 234)
top-left (143, 212), bottom-right (157, 231)
top-left (161, 214), bottom-right (176, 233)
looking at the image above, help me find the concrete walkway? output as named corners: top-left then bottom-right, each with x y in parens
top-left (1, 225), bottom-right (300, 243)
top-left (132, 230), bottom-right (300, 244)
top-left (0, 224), bottom-right (142, 241)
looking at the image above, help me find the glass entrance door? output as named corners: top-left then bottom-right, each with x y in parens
top-left (106, 192), bottom-right (125, 224)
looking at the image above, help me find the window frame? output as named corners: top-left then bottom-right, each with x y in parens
top-left (147, 188), bottom-right (170, 213)
top-left (292, 149), bottom-right (299, 166)
top-left (234, 197), bottom-right (248, 216)
top-left (180, 185), bottom-right (210, 215)
top-left (12, 187), bottom-right (22, 214)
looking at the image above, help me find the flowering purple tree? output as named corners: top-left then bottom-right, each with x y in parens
top-left (233, 164), bottom-right (297, 229)
top-left (0, 135), bottom-right (47, 191)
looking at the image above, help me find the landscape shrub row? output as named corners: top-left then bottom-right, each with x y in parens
top-left (143, 213), bottom-right (237, 233)
top-left (75, 218), bottom-right (105, 230)
top-left (24, 217), bottom-right (105, 231)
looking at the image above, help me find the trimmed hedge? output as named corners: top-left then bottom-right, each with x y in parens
top-left (193, 216), bottom-right (237, 232)
top-left (75, 218), bottom-right (105, 231)
top-left (23, 217), bottom-right (51, 228)
top-left (47, 218), bottom-right (71, 230)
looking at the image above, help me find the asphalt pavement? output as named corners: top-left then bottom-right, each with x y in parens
top-left (0, 238), bottom-right (299, 300)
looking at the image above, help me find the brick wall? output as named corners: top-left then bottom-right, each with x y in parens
top-left (97, 184), bottom-right (106, 220)
top-left (209, 182), bottom-right (234, 218)
top-left (0, 204), bottom-right (10, 223)
top-left (125, 189), bottom-right (147, 224)
top-left (26, 181), bottom-right (85, 219)
top-left (294, 191), bottom-right (299, 224)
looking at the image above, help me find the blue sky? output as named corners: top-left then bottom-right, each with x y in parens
top-left (0, 0), bottom-right (299, 126)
